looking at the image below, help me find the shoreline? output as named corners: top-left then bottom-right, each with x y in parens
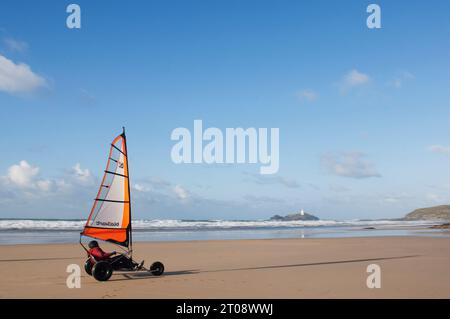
top-left (1, 236), bottom-right (450, 298)
top-left (1, 221), bottom-right (449, 245)
top-left (0, 233), bottom-right (447, 246)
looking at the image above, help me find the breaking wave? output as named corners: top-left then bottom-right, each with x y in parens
top-left (0, 218), bottom-right (437, 232)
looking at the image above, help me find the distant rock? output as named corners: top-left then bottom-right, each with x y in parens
top-left (403, 205), bottom-right (450, 221)
top-left (270, 211), bottom-right (319, 221)
top-left (430, 223), bottom-right (450, 229)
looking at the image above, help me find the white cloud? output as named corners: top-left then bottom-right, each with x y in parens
top-left (243, 172), bottom-right (300, 188)
top-left (71, 163), bottom-right (92, 183)
top-left (321, 152), bottom-right (381, 179)
top-left (429, 145), bottom-right (450, 156)
top-left (3, 37), bottom-right (28, 53)
top-left (7, 160), bottom-right (40, 188)
top-left (426, 193), bottom-right (444, 203)
top-left (345, 69), bottom-right (370, 86)
top-left (0, 161), bottom-right (98, 218)
top-left (388, 71), bottom-right (415, 88)
top-left (132, 177), bottom-right (172, 193)
top-left (0, 54), bottom-right (47, 94)
top-left (134, 183), bottom-right (150, 192)
top-left (296, 89), bottom-right (318, 102)
top-left (1, 161), bottom-right (97, 196)
top-left (339, 69), bottom-right (370, 93)
top-left (173, 184), bottom-right (189, 200)
top-left (36, 179), bottom-right (53, 192)
top-left (382, 192), bottom-right (411, 204)
top-left (383, 197), bottom-right (398, 203)
top-left (3, 160), bottom-right (55, 192)
top-left (132, 178), bottom-right (193, 201)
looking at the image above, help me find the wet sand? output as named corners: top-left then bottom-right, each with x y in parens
top-left (0, 237), bottom-right (449, 298)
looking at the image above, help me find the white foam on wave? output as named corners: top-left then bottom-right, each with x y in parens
top-left (0, 218), bottom-right (437, 231)
top-left (0, 219), bottom-right (85, 230)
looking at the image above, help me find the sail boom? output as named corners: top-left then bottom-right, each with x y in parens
top-left (104, 170), bottom-right (128, 178)
top-left (84, 226), bottom-right (129, 230)
top-left (94, 199), bottom-right (130, 203)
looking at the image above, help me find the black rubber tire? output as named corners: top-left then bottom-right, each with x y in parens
top-left (84, 259), bottom-right (93, 276)
top-left (150, 261), bottom-right (164, 276)
top-left (92, 261), bottom-right (113, 281)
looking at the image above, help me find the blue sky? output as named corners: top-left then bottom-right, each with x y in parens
top-left (1, 0), bottom-right (450, 220)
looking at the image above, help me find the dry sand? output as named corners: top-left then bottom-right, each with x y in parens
top-left (0, 236), bottom-right (449, 298)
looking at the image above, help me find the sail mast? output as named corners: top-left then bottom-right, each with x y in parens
top-left (122, 126), bottom-right (133, 256)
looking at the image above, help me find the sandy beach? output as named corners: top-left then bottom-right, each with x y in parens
top-left (0, 236), bottom-right (449, 298)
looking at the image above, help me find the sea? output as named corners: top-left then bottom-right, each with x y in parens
top-left (0, 218), bottom-right (449, 245)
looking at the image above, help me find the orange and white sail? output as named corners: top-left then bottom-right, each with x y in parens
top-left (81, 130), bottom-right (131, 247)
